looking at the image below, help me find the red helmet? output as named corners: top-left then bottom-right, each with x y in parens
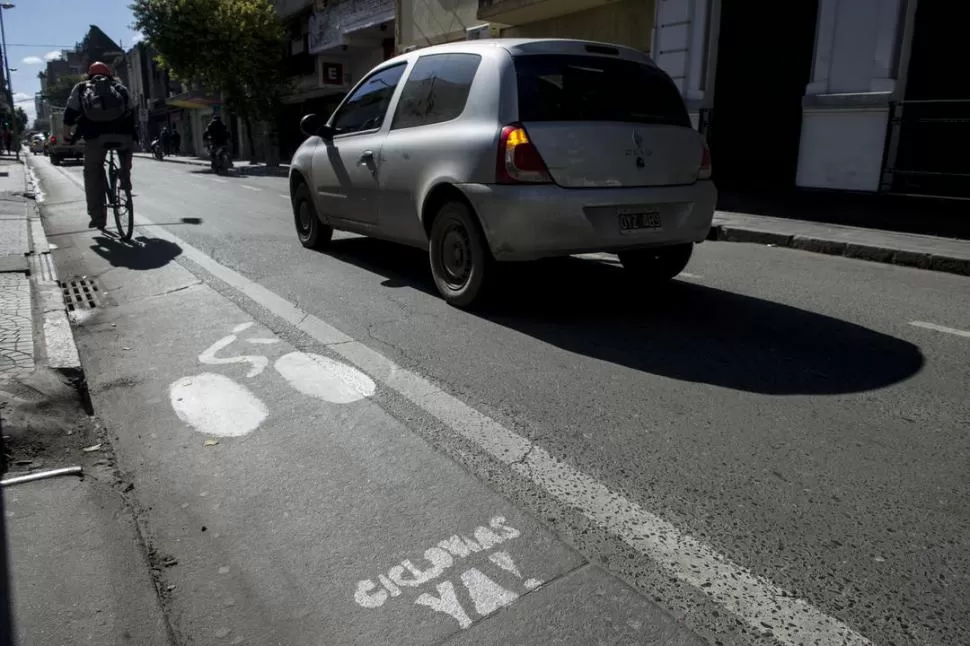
top-left (88, 61), bottom-right (112, 77)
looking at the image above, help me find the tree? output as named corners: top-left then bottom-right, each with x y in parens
top-left (13, 107), bottom-right (28, 135)
top-left (130, 0), bottom-right (288, 161)
top-left (43, 74), bottom-right (86, 107)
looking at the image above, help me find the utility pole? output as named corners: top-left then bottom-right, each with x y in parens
top-left (0, 4), bottom-right (18, 160)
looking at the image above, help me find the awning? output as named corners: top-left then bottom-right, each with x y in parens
top-left (167, 89), bottom-right (220, 110)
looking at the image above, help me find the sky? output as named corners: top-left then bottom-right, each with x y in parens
top-left (3, 0), bottom-right (143, 123)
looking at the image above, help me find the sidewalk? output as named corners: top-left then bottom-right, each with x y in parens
top-left (0, 152), bottom-right (171, 645)
top-left (0, 157), bottom-right (34, 382)
top-left (711, 210), bottom-right (970, 276)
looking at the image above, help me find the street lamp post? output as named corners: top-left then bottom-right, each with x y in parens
top-left (0, 3), bottom-right (17, 159)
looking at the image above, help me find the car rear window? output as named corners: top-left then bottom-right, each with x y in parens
top-left (513, 54), bottom-right (691, 128)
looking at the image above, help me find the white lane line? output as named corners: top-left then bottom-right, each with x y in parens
top-left (53, 169), bottom-right (872, 645)
top-left (212, 178), bottom-right (228, 184)
top-left (241, 185), bottom-right (260, 192)
top-left (279, 194), bottom-right (290, 200)
top-left (909, 321), bottom-right (970, 338)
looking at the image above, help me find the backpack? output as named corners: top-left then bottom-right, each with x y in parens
top-left (80, 76), bottom-right (129, 123)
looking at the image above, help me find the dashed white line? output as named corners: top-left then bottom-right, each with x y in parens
top-left (211, 178), bottom-right (228, 184)
top-left (909, 321), bottom-right (970, 338)
top-left (53, 167), bottom-right (874, 645)
top-left (279, 194), bottom-right (290, 200)
top-left (241, 185), bottom-right (260, 192)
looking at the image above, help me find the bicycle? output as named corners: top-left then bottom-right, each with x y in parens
top-left (103, 145), bottom-right (134, 241)
top-left (67, 133), bottom-right (135, 241)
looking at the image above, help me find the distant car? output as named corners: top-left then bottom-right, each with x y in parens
top-left (29, 134), bottom-right (45, 155)
top-left (48, 133), bottom-right (84, 165)
top-left (288, 38), bottom-right (715, 307)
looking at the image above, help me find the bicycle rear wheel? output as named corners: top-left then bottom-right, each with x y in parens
top-left (111, 163), bottom-right (134, 241)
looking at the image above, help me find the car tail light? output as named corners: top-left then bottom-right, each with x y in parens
top-left (497, 124), bottom-right (551, 184)
top-left (698, 141), bottom-right (712, 180)
top-left (50, 135), bottom-right (56, 144)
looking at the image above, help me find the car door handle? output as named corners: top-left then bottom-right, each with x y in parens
top-left (358, 150), bottom-right (374, 166)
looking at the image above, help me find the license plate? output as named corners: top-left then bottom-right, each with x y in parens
top-left (618, 210), bottom-right (661, 233)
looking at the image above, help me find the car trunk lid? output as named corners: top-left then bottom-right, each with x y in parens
top-left (513, 53), bottom-right (703, 188)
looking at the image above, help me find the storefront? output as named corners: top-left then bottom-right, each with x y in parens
top-left (167, 90), bottom-right (222, 158)
top-left (650, 0), bottom-right (964, 199)
top-left (277, 0), bottom-right (395, 160)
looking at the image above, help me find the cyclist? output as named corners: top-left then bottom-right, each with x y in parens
top-left (203, 114), bottom-right (230, 153)
top-left (63, 61), bottom-right (138, 228)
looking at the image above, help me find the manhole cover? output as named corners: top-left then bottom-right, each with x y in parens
top-left (60, 278), bottom-right (101, 311)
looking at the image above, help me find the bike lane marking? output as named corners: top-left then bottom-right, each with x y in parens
top-left (55, 169), bottom-right (873, 645)
top-left (75, 297), bottom-right (588, 644)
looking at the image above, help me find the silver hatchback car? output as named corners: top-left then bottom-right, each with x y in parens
top-left (289, 38), bottom-right (715, 307)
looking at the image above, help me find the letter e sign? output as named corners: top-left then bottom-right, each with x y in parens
top-left (322, 62), bottom-right (343, 85)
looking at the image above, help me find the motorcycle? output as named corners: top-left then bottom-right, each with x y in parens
top-left (150, 138), bottom-right (164, 160)
top-left (208, 142), bottom-right (233, 174)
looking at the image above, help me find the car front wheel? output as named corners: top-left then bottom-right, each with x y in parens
top-left (292, 183), bottom-right (332, 250)
top-left (429, 201), bottom-right (491, 308)
top-left (618, 243), bottom-right (694, 283)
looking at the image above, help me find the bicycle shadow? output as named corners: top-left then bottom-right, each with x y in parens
top-left (90, 232), bottom-right (182, 271)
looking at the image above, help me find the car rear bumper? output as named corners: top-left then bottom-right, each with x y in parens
top-left (458, 180), bottom-right (717, 261)
top-left (50, 146), bottom-right (85, 157)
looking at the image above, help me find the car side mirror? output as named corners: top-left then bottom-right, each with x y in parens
top-left (300, 114), bottom-right (336, 140)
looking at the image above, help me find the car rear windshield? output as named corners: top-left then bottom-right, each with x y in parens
top-left (513, 54), bottom-right (691, 128)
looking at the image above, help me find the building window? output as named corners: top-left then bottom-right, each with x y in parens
top-left (391, 53), bottom-right (482, 130)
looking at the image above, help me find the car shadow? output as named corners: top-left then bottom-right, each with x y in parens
top-left (323, 237), bottom-right (925, 396)
top-left (90, 233), bottom-right (182, 271)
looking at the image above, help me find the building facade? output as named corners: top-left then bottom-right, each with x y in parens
top-left (651, 0), bottom-right (964, 199)
top-left (275, 0), bottom-right (396, 159)
top-left (397, 0), bottom-right (653, 52)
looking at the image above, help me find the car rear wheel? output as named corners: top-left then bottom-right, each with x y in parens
top-left (429, 201), bottom-right (491, 308)
top-left (50, 155), bottom-right (61, 166)
top-left (618, 243), bottom-right (693, 282)
top-left (293, 183), bottom-right (332, 250)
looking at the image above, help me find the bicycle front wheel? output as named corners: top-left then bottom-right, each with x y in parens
top-left (112, 178), bottom-right (134, 241)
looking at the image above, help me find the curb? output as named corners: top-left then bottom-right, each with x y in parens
top-left (131, 153), bottom-right (290, 176)
top-left (22, 158), bottom-right (84, 379)
top-left (709, 224), bottom-right (970, 277)
top-left (132, 153), bottom-right (208, 167)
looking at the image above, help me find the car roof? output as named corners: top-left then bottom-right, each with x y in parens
top-left (382, 37), bottom-right (655, 69)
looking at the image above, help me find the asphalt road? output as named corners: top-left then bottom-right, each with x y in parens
top-left (34, 154), bottom-right (970, 645)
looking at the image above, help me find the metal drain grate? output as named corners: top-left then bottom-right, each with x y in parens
top-left (60, 278), bottom-right (101, 311)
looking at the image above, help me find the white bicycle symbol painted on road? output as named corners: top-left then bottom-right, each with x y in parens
top-left (169, 322), bottom-right (375, 437)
